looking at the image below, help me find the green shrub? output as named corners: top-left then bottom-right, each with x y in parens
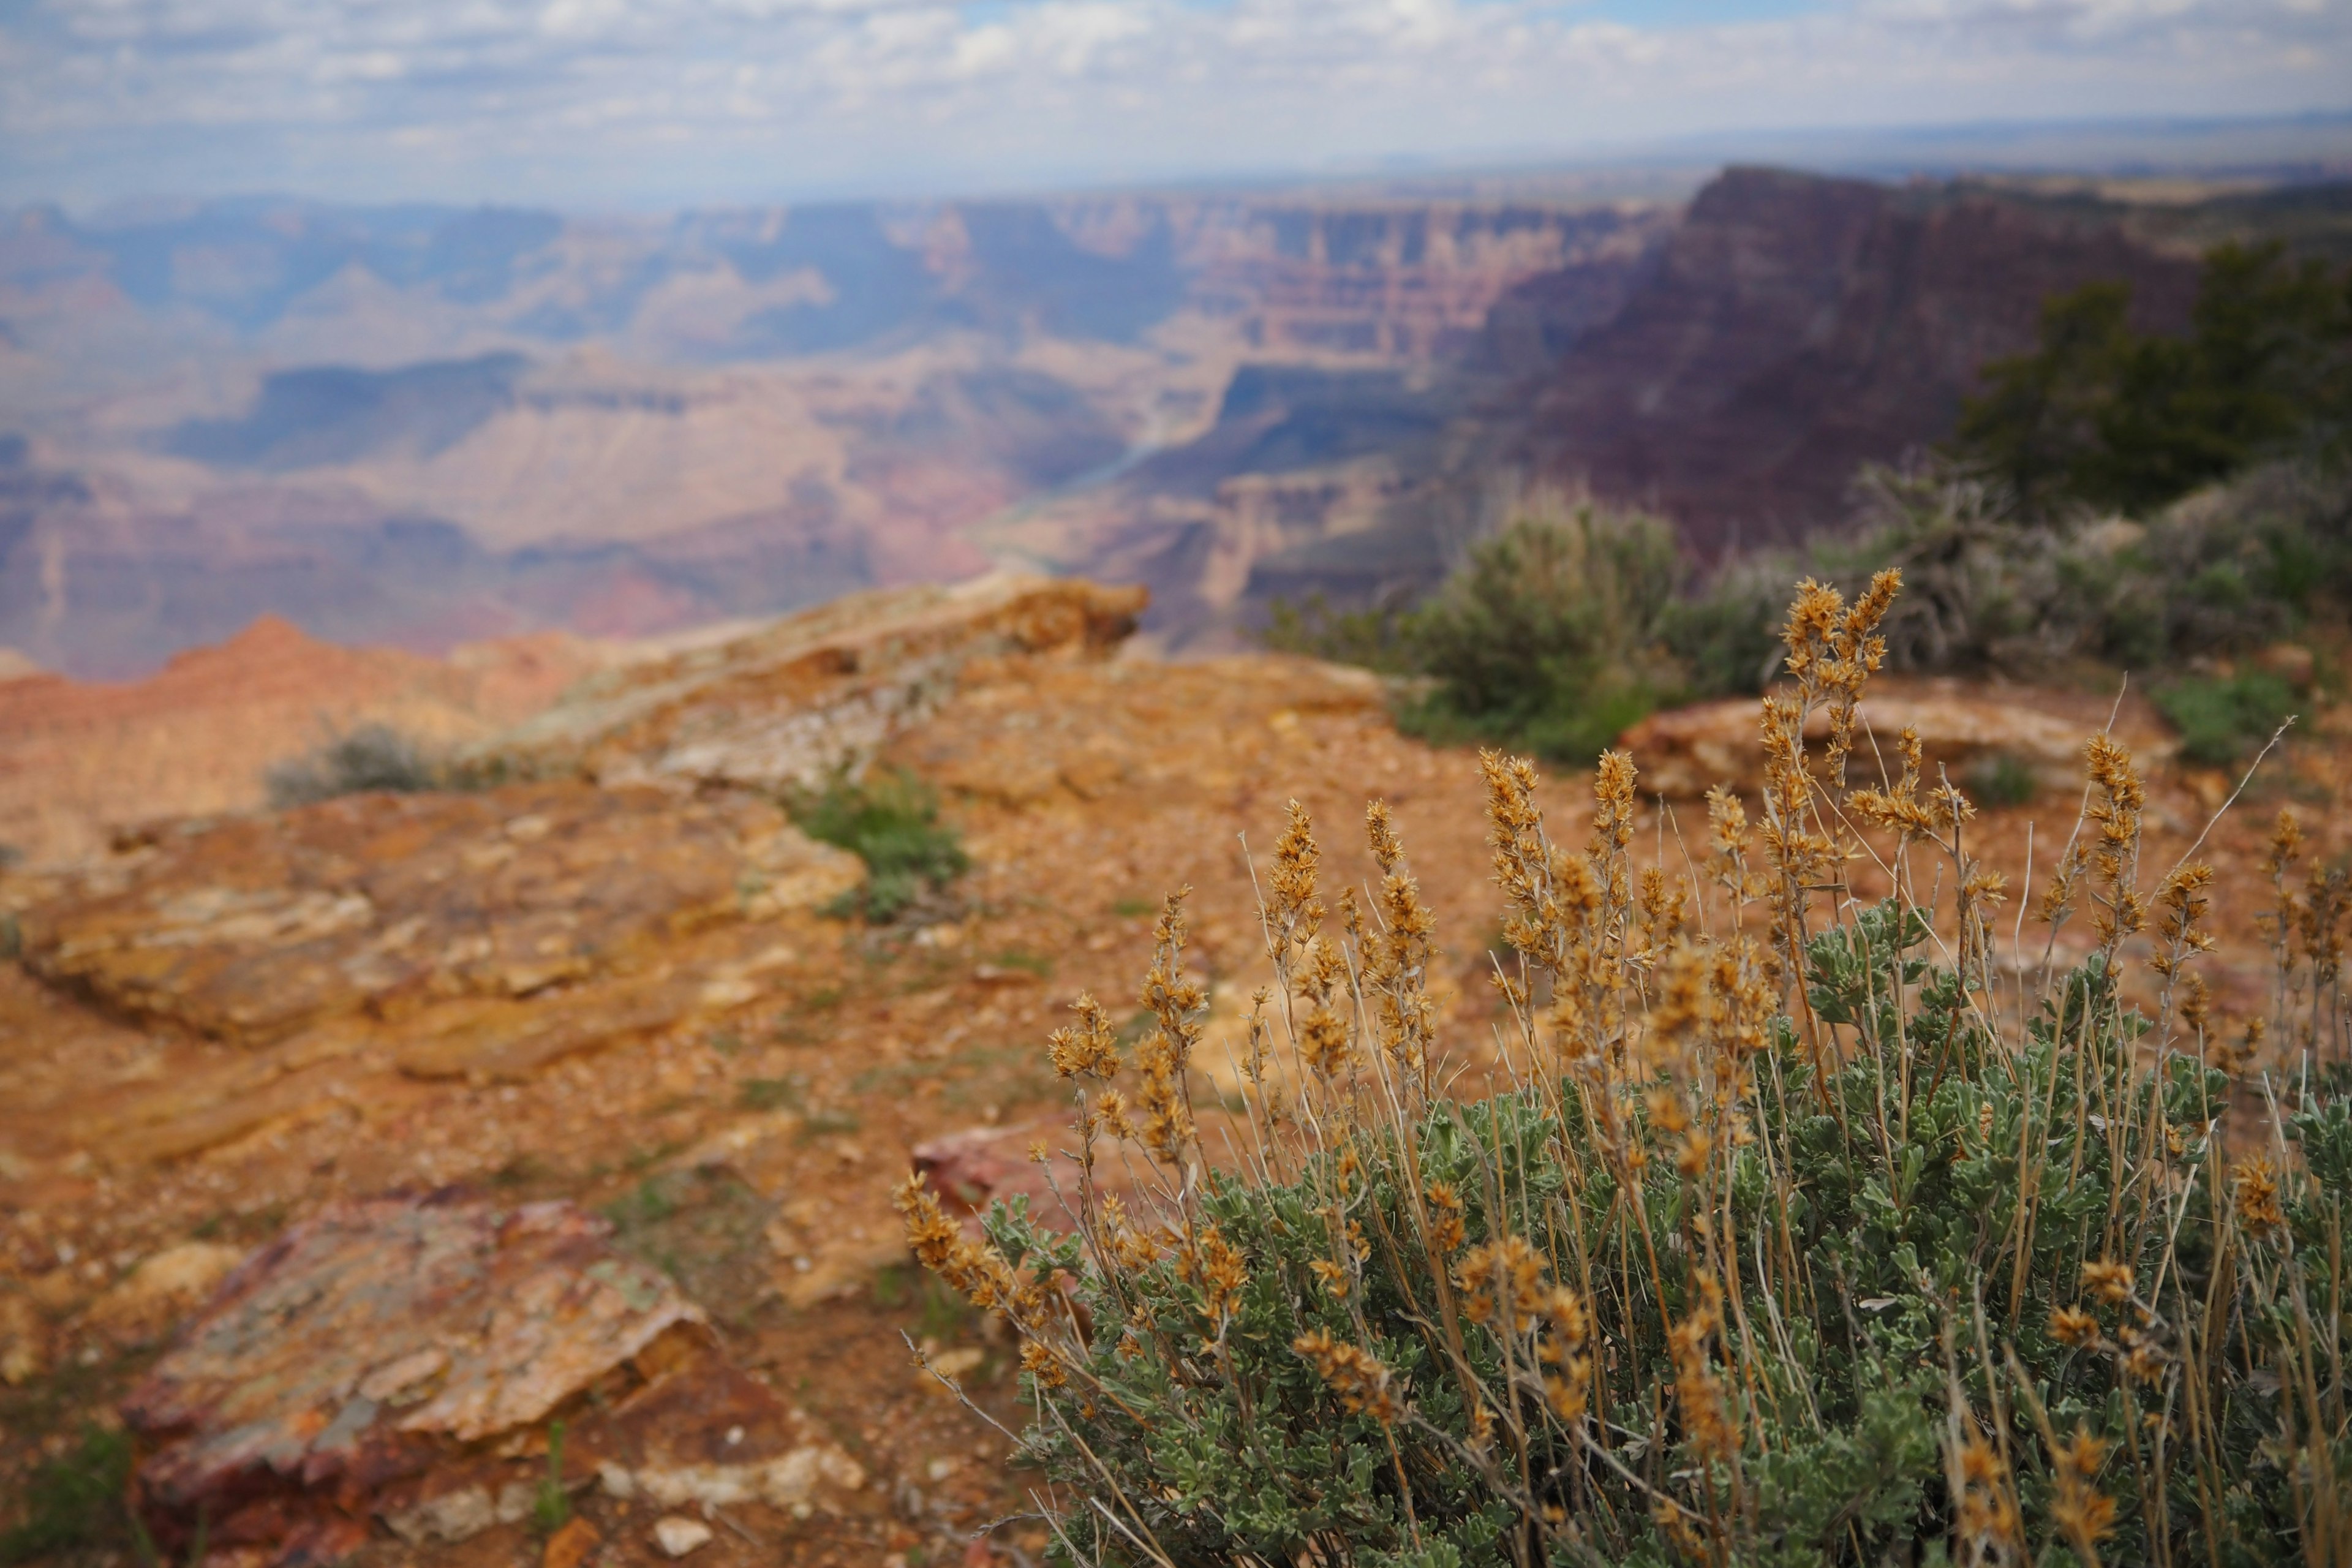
top-left (1811, 454), bottom-right (2348, 685)
top-left (1962, 751), bottom-right (2038, 807)
top-left (1408, 501), bottom-right (1679, 755)
top-left (1957, 240), bottom-right (2352, 515)
top-left (265, 723), bottom-right (443, 807)
top-left (739, 1074), bottom-right (809, 1112)
top-left (905, 571), bottom-right (2351, 1567)
top-left (1262, 594), bottom-right (1421, 675)
top-left (785, 767), bottom-right (969, 921)
top-left (1660, 556), bottom-right (1795, 699)
top-left (0, 1423), bottom-right (160, 1566)
top-left (531, 1420), bottom-right (571, 1534)
top-left (2154, 670), bottom-right (2299, 766)
top-left (1263, 500), bottom-right (1689, 766)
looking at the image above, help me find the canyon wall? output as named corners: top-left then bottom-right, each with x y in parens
top-left (0, 192), bottom-right (1671, 676)
top-left (1507, 167), bottom-right (2211, 548)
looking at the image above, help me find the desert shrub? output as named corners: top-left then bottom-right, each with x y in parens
top-left (903, 571), bottom-right (2352, 1566)
top-left (1660, 554), bottom-right (1796, 699)
top-left (2154, 671), bottom-right (2299, 767)
top-left (1962, 751), bottom-right (2039, 808)
top-left (265, 723), bottom-right (442, 807)
top-left (0, 1423), bottom-right (179, 1566)
top-left (1404, 502), bottom-right (1680, 763)
top-left (1262, 594), bottom-right (1422, 676)
top-left (1265, 501), bottom-right (1687, 763)
top-left (1814, 454), bottom-right (2348, 698)
top-left (785, 767), bottom-right (968, 921)
top-left (1957, 240), bottom-right (2352, 515)
top-left (2096, 459), bottom-right (2352, 667)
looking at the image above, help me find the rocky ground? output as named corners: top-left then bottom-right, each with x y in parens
top-left (1, 577), bottom-right (2346, 1567)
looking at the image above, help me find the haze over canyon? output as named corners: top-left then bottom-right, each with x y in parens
top-left (4, 159), bottom-right (2350, 677)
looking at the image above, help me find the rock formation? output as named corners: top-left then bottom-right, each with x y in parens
top-left (1509, 168), bottom-right (2206, 548)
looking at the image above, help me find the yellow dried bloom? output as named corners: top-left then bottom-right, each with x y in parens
top-left (1185, 1222), bottom-right (1250, 1326)
top-left (1264, 798), bottom-right (1325, 959)
top-left (1047, 992), bottom-right (1123, 1079)
top-left (895, 1172), bottom-right (1021, 1320)
top-left (1299, 1005), bottom-right (1352, 1077)
top-left (1423, 1180), bottom-right (1466, 1255)
top-left (2079, 1259), bottom-right (2134, 1305)
top-left (1956, 1438), bottom-right (2021, 1551)
top-left (2051, 1305), bottom-right (2101, 1348)
top-left (1668, 1280), bottom-right (1733, 1462)
top-left (2119, 1324), bottom-right (2168, 1386)
top-left (2234, 1156), bottom-right (2285, 1238)
top-left (2050, 1427), bottom-right (2117, 1555)
top-left (1131, 888), bottom-right (1204, 1164)
top-left (1292, 1328), bottom-right (1404, 1425)
top-left (1019, 1338), bottom-right (1068, 1389)
top-left (1457, 1234), bottom-right (1549, 1333)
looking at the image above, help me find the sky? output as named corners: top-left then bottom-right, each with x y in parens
top-left (1, 0), bottom-right (2348, 208)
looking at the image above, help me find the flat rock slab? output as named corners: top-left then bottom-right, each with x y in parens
top-left (18, 778), bottom-right (859, 1047)
top-left (124, 1194), bottom-right (704, 1559)
top-left (1618, 679), bottom-right (2176, 799)
top-left (493, 574), bottom-right (1147, 791)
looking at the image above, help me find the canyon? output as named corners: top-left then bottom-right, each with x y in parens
top-left (0, 187), bottom-right (1672, 675)
top-left (7, 170), bottom-right (2346, 674)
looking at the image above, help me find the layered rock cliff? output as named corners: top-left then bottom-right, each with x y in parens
top-left (1507, 167), bottom-right (2209, 548)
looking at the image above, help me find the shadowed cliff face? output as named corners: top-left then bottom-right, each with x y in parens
top-left (5, 170), bottom-right (2342, 672)
top-left (1043, 167), bottom-right (2352, 649)
top-left (1506, 167), bottom-right (2207, 549)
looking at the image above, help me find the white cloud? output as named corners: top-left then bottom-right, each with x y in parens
top-left (1, 0), bottom-right (2346, 203)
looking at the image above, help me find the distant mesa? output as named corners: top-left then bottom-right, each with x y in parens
top-left (164, 352), bottom-right (530, 470)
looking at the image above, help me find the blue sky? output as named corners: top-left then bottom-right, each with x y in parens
top-left (2, 0), bottom-right (2346, 208)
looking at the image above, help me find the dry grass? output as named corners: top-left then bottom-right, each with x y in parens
top-left (904, 568), bottom-right (2352, 1566)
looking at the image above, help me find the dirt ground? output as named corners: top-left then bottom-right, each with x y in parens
top-left (3, 643), bottom-right (2348, 1566)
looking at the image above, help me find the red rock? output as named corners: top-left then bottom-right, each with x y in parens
top-left (1616, 682), bottom-right (2169, 800)
top-left (543, 1515), bottom-right (601, 1568)
top-left (1517, 167), bottom-right (2204, 548)
top-left (496, 574), bottom-right (1148, 792)
top-left (124, 1196), bottom-right (703, 1552)
top-left (17, 779), bottom-right (858, 1049)
top-left (0, 616), bottom-right (611, 867)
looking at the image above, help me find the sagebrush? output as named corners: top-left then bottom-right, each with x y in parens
top-left (906, 570), bottom-right (2352, 1566)
top-left (785, 766), bottom-right (969, 921)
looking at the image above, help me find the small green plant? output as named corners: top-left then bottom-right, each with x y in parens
top-left (1962, 750), bottom-right (2039, 807)
top-left (2155, 669), bottom-right (2297, 764)
top-left (488, 1152), bottom-right (552, 1190)
top-left (265, 723), bottom-right (445, 807)
top-left (988, 949), bottom-right (1054, 978)
top-left (785, 767), bottom-right (969, 922)
top-left (531, 1420), bottom-right (571, 1535)
top-left (794, 1108), bottom-right (862, 1143)
top-left (0, 1423), bottom-right (192, 1566)
top-left (600, 1178), bottom-right (676, 1230)
top-left (1261, 593), bottom-right (1421, 674)
top-left (1110, 898), bottom-right (1156, 919)
top-left (738, 1074), bottom-right (809, 1112)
